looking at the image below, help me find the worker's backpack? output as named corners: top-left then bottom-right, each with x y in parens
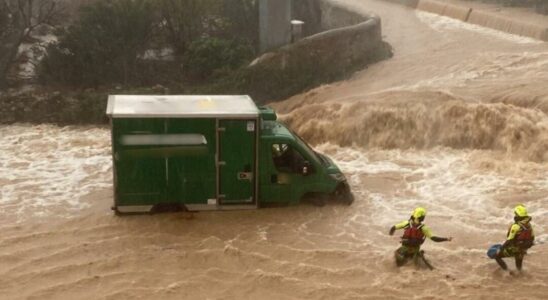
top-left (515, 223), bottom-right (534, 249)
top-left (402, 222), bottom-right (426, 246)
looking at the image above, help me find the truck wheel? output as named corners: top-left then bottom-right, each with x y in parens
top-left (310, 194), bottom-right (328, 207)
top-left (334, 184), bottom-right (354, 205)
top-left (303, 193), bottom-right (328, 207)
top-left (301, 193), bottom-right (333, 207)
top-left (341, 192), bottom-right (354, 205)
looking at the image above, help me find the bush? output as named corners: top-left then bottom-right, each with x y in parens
top-left (38, 0), bottom-right (259, 89)
top-left (183, 38), bottom-right (254, 80)
top-left (38, 0), bottom-right (156, 87)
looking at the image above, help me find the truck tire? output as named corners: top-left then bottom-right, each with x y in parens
top-left (334, 183), bottom-right (354, 205)
top-left (303, 193), bottom-right (328, 207)
top-left (310, 194), bottom-right (328, 207)
top-left (341, 192), bottom-right (354, 205)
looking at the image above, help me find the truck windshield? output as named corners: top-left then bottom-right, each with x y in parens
top-left (285, 126), bottom-right (329, 167)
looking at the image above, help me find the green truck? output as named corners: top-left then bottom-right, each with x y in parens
top-left (106, 95), bottom-right (353, 214)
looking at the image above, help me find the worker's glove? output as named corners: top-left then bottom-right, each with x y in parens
top-left (389, 226), bottom-right (396, 236)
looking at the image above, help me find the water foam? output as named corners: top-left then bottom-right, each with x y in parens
top-left (282, 98), bottom-right (548, 162)
top-left (0, 125), bottom-right (112, 222)
top-left (315, 144), bottom-right (548, 246)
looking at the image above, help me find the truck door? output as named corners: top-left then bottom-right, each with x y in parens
top-left (218, 119), bottom-right (256, 204)
top-left (263, 143), bottom-right (310, 204)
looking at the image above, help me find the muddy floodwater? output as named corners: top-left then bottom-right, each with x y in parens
top-left (1, 0), bottom-right (548, 299)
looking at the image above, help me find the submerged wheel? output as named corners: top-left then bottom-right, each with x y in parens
top-left (310, 194), bottom-right (328, 207)
top-left (303, 193), bottom-right (328, 207)
top-left (334, 183), bottom-right (354, 206)
top-left (342, 192), bottom-right (354, 205)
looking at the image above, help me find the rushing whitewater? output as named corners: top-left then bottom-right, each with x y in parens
top-left (1, 1), bottom-right (548, 299)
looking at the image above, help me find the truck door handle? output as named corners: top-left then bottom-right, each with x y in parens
top-left (271, 174), bottom-right (278, 183)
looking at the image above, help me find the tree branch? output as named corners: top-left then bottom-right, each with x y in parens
top-left (2, 0), bottom-right (13, 14)
top-left (16, 0), bottom-right (28, 28)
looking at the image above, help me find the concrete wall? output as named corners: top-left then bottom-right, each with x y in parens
top-left (319, 1), bottom-right (371, 29)
top-left (248, 0), bottom-right (391, 102)
top-left (443, 3), bottom-right (472, 21)
top-left (259, 0), bottom-right (292, 53)
top-left (417, 0), bottom-right (472, 21)
top-left (411, 0), bottom-right (548, 41)
top-left (293, 0), bottom-right (324, 37)
top-left (253, 0), bottom-right (386, 69)
top-left (382, 0), bottom-right (419, 8)
top-left (467, 9), bottom-right (548, 40)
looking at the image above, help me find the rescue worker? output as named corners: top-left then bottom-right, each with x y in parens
top-left (389, 207), bottom-right (452, 267)
top-left (495, 204), bottom-right (535, 272)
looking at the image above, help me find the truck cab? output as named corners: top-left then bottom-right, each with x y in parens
top-left (258, 108), bottom-right (353, 206)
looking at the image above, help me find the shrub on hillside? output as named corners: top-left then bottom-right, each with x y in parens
top-left (183, 38), bottom-right (254, 80)
top-left (38, 0), bottom-right (259, 88)
top-left (38, 0), bottom-right (156, 87)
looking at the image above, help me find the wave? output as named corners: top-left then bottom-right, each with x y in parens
top-left (279, 90), bottom-right (548, 161)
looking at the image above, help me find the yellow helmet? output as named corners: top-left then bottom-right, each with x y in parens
top-left (413, 207), bottom-right (427, 219)
top-left (514, 204), bottom-right (528, 217)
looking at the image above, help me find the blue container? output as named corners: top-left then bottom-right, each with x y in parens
top-left (487, 244), bottom-right (502, 259)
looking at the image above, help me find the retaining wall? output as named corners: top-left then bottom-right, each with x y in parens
top-left (417, 0), bottom-right (472, 21)
top-left (467, 9), bottom-right (548, 40)
top-left (247, 0), bottom-right (391, 102)
top-left (410, 0), bottom-right (548, 41)
top-left (259, 0), bottom-right (292, 52)
top-left (319, 0), bottom-right (377, 29)
top-left (382, 0), bottom-right (419, 8)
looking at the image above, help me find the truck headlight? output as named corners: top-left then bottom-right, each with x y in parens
top-left (329, 173), bottom-right (346, 181)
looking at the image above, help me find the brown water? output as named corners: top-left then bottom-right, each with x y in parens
top-left (1, 1), bottom-right (547, 299)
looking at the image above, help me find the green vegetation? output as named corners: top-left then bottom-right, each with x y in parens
top-left (40, 0), bottom-right (156, 87)
top-left (0, 0), bottom-right (63, 88)
top-left (184, 38), bottom-right (254, 80)
top-left (36, 0), bottom-right (382, 105)
top-left (0, 0), bottom-right (392, 125)
top-left (38, 0), bottom-right (259, 89)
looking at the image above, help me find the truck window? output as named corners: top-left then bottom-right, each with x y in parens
top-left (271, 143), bottom-right (307, 174)
top-left (284, 125), bottom-right (322, 165)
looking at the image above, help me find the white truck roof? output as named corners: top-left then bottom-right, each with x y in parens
top-left (106, 95), bottom-right (259, 118)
